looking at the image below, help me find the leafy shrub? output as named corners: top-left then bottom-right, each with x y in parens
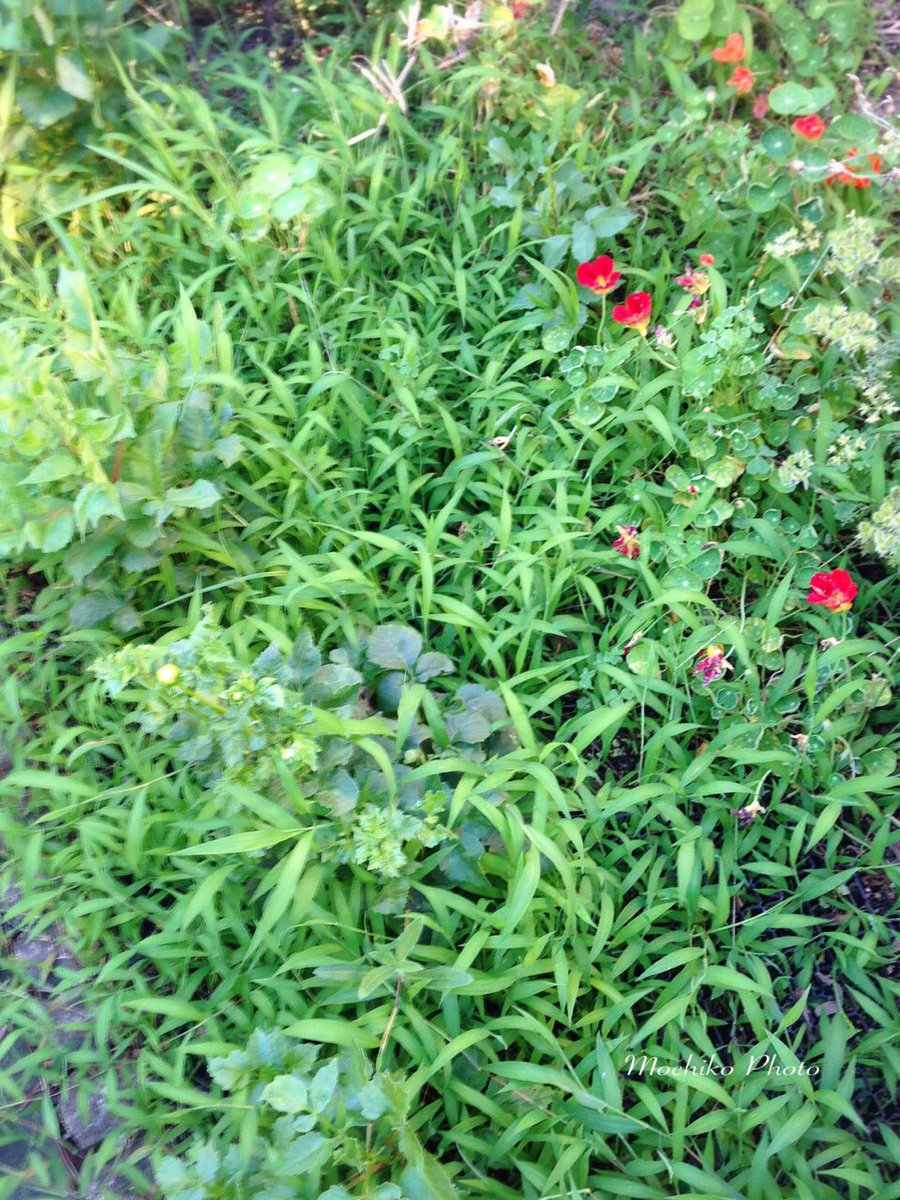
top-left (92, 610), bottom-right (517, 906)
top-left (0, 275), bottom-right (240, 620)
top-left (158, 1029), bottom-right (458, 1200)
top-left (0, 0), bottom-right (171, 149)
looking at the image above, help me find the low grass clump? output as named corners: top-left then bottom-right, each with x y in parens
top-left (0, 1), bottom-right (898, 1198)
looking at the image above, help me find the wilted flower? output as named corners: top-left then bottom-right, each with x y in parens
top-left (487, 429), bottom-right (516, 451)
top-left (752, 91), bottom-right (769, 118)
top-left (576, 254), bottom-right (622, 295)
top-left (612, 524), bottom-right (640, 559)
top-left (612, 290), bottom-right (652, 334)
top-left (711, 32), bottom-right (744, 62)
top-left (727, 66), bottom-right (754, 94)
top-left (675, 270), bottom-right (710, 295)
top-left (693, 644), bottom-right (732, 685)
top-left (807, 568), bottom-right (859, 613)
top-left (792, 114), bottom-right (826, 140)
top-left (731, 799), bottom-right (766, 826)
top-left (653, 324), bottom-right (674, 348)
top-left (535, 62), bottom-right (556, 88)
top-left (688, 297), bottom-right (708, 325)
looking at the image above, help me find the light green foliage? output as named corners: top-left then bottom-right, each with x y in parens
top-left (0, 279), bottom-right (240, 612)
top-left (0, 0), bottom-right (171, 150)
top-left (0, 1), bottom-right (898, 1198)
top-left (92, 609), bottom-right (515, 897)
top-left (158, 1030), bottom-right (456, 1200)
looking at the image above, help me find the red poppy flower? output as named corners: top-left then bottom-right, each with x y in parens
top-left (699, 253), bottom-right (715, 267)
top-left (792, 114), bottom-right (825, 140)
top-left (806, 568), bottom-right (858, 613)
top-left (576, 255), bottom-right (622, 295)
top-left (675, 270), bottom-right (710, 296)
top-left (752, 90), bottom-right (769, 119)
top-left (612, 525), bottom-right (640, 559)
top-left (612, 290), bottom-right (652, 335)
top-left (824, 148), bottom-right (881, 188)
top-left (711, 32), bottom-right (744, 63)
top-left (727, 66), bottom-right (754, 94)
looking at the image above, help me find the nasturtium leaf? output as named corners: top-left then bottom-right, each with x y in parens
top-left (767, 82), bottom-right (811, 114)
top-left (542, 322), bottom-right (574, 353)
top-left (760, 278), bottom-right (792, 307)
top-left (760, 128), bottom-right (792, 162)
top-left (830, 113), bottom-right (878, 148)
top-left (675, 0), bottom-right (714, 41)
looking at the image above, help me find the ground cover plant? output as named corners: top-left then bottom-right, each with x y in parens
top-left (0, 0), bottom-right (898, 1197)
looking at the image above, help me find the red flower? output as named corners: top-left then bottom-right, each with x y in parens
top-left (792, 114), bottom-right (825, 140)
top-left (727, 66), bottom-right (754, 94)
top-left (699, 253), bottom-right (715, 267)
top-left (612, 525), bottom-right (640, 559)
top-left (752, 90), bottom-right (769, 119)
top-left (612, 290), bottom-right (652, 335)
top-left (824, 148), bottom-right (881, 188)
top-left (806, 568), bottom-right (858, 614)
top-left (711, 32), bottom-right (744, 63)
top-left (576, 255), bottom-right (622, 295)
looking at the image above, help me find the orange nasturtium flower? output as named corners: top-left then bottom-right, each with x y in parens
top-left (806, 569), bottom-right (858, 614)
top-left (576, 254), bottom-right (622, 295)
top-left (792, 114), bottom-right (825, 140)
top-left (727, 66), bottom-right (754, 94)
top-left (824, 148), bottom-right (881, 188)
top-left (612, 290), bottom-right (652, 335)
top-left (711, 32), bottom-right (744, 62)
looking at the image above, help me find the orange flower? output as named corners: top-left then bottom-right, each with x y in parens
top-left (727, 66), bottom-right (754, 95)
top-left (711, 32), bottom-right (744, 63)
top-left (824, 148), bottom-right (881, 188)
top-left (792, 114), bottom-right (825, 140)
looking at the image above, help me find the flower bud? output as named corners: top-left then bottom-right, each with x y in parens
top-left (155, 664), bottom-right (180, 686)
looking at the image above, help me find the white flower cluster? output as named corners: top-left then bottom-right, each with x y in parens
top-left (859, 487), bottom-right (900, 567)
top-left (828, 432), bottom-right (867, 468)
top-left (765, 221), bottom-right (822, 260)
top-left (777, 448), bottom-right (814, 489)
top-left (803, 303), bottom-right (880, 356)
top-left (827, 214), bottom-right (880, 279)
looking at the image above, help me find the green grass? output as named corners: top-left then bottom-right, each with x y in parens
top-left (1, 3), bottom-right (898, 1198)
